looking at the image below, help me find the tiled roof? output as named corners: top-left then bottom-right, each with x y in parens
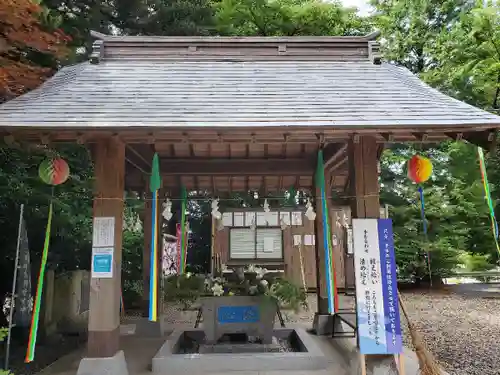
top-left (0, 34), bottom-right (498, 130)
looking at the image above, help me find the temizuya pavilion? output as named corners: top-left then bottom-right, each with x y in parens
top-left (1, 31), bottom-right (500, 372)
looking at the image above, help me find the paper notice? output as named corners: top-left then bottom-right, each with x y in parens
top-left (92, 217), bottom-right (115, 247)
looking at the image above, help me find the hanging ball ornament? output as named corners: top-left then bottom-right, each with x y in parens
top-left (38, 158), bottom-right (70, 185)
top-left (407, 155), bottom-right (432, 184)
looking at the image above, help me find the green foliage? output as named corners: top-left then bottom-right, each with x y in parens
top-left (380, 141), bottom-right (497, 282)
top-left (215, 0), bottom-right (371, 36)
top-left (121, 227), bottom-right (144, 308)
top-left (0, 327), bottom-right (12, 374)
top-left (462, 253), bottom-right (496, 272)
top-left (422, 5), bottom-right (500, 112)
top-left (268, 278), bottom-right (307, 312)
top-left (163, 273), bottom-right (206, 309)
top-left (373, 1), bottom-right (500, 282)
top-left (370, 0), bottom-right (474, 73)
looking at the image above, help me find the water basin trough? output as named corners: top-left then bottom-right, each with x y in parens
top-left (152, 327), bottom-right (329, 375)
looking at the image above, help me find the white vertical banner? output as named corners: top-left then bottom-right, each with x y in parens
top-left (352, 218), bottom-right (402, 354)
top-left (352, 218), bottom-right (386, 354)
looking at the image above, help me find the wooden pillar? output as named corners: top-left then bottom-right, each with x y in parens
top-left (313, 161), bottom-right (333, 315)
top-left (88, 137), bottom-right (125, 358)
top-left (349, 135), bottom-right (380, 218)
top-left (330, 208), bottom-right (346, 290)
top-left (346, 135), bottom-right (380, 287)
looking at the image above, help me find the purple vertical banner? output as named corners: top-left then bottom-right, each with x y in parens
top-left (377, 219), bottom-right (402, 354)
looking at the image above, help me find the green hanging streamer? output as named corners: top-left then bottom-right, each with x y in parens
top-left (25, 202), bottom-right (53, 363)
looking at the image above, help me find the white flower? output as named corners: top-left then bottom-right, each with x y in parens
top-left (249, 285), bottom-right (258, 295)
top-left (246, 264), bottom-right (256, 273)
top-left (221, 263), bottom-right (228, 271)
top-left (260, 279), bottom-right (269, 288)
top-left (255, 267), bottom-right (267, 280)
top-left (186, 272), bottom-right (192, 279)
top-left (211, 283), bottom-right (224, 296)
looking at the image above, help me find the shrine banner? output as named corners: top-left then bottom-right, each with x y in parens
top-left (352, 218), bottom-right (402, 355)
top-left (175, 224), bottom-right (182, 273)
top-left (14, 216), bottom-right (32, 327)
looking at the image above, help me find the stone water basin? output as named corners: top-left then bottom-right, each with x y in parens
top-left (152, 327), bottom-right (328, 374)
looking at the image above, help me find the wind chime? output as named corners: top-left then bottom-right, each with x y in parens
top-left (26, 157), bottom-right (70, 363)
top-left (407, 154), bottom-right (433, 283)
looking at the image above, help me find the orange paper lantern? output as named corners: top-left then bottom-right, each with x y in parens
top-left (407, 155), bottom-right (432, 184)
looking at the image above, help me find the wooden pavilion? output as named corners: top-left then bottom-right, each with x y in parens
top-left (1, 31), bottom-right (500, 369)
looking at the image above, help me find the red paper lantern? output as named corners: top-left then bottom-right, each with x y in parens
top-left (38, 158), bottom-right (70, 185)
top-left (408, 155), bottom-right (432, 184)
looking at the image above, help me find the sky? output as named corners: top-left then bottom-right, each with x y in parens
top-left (340, 0), bottom-right (371, 16)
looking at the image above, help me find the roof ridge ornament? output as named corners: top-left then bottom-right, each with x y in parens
top-left (368, 40), bottom-right (381, 65)
top-left (89, 40), bottom-right (104, 64)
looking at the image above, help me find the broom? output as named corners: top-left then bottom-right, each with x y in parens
top-left (397, 293), bottom-right (441, 375)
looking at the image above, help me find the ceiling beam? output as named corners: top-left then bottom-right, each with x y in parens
top-left (159, 158), bottom-right (314, 176)
top-left (125, 144), bottom-right (154, 173)
top-left (323, 142), bottom-right (347, 170)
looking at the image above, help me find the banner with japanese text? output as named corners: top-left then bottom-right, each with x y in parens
top-left (14, 217), bottom-right (32, 326)
top-left (352, 218), bottom-right (402, 354)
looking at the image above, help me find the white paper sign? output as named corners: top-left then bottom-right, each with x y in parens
top-left (91, 247), bottom-right (114, 278)
top-left (291, 212), bottom-right (303, 226)
top-left (222, 212), bottom-right (233, 227)
top-left (266, 212), bottom-right (279, 226)
top-left (263, 238), bottom-right (274, 253)
top-left (280, 212), bottom-right (291, 226)
top-left (332, 234), bottom-right (339, 246)
top-left (293, 235), bottom-right (302, 246)
top-left (233, 212), bottom-right (244, 227)
top-left (256, 212), bottom-right (267, 226)
top-left (347, 227), bottom-right (354, 254)
top-left (304, 234), bottom-right (315, 246)
top-left (92, 217), bottom-right (115, 247)
top-left (245, 212), bottom-right (256, 227)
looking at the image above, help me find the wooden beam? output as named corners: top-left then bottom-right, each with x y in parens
top-left (328, 156), bottom-right (348, 173)
top-left (323, 143), bottom-right (347, 170)
top-left (159, 158), bottom-right (314, 176)
top-left (126, 144), bottom-right (153, 173)
top-left (463, 130), bottom-right (498, 151)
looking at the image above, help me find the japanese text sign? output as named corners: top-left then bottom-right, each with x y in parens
top-left (352, 218), bottom-right (402, 354)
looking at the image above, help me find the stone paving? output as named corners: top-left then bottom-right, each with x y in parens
top-left (37, 294), bottom-right (429, 375)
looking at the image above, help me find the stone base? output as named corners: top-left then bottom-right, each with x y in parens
top-left (200, 296), bottom-right (276, 344)
top-left (152, 328), bottom-right (328, 375)
top-left (199, 342), bottom-right (282, 354)
top-left (76, 350), bottom-right (129, 375)
top-left (312, 313), bottom-right (334, 335)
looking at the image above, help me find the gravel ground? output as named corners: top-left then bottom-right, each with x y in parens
top-left (284, 292), bottom-right (500, 375)
top-left (398, 291), bottom-right (500, 375)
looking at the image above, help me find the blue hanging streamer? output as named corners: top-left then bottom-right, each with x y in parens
top-left (418, 186), bottom-right (427, 235)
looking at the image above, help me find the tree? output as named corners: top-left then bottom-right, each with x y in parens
top-left (111, 0), bottom-right (215, 36)
top-left (423, 5), bottom-right (500, 113)
top-left (370, 0), bottom-right (474, 73)
top-left (0, 0), bottom-right (70, 101)
top-left (214, 0), bottom-right (371, 36)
